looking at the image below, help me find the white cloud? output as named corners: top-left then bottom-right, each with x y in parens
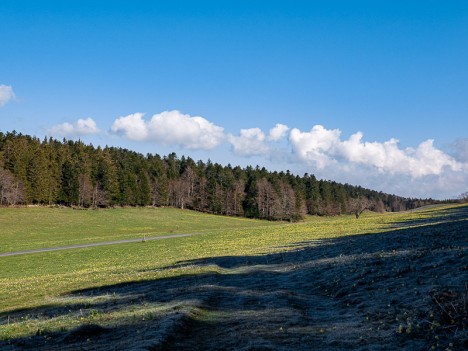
top-left (228, 128), bottom-right (270, 157)
top-left (290, 125), bottom-right (462, 178)
top-left (408, 139), bottom-right (462, 177)
top-left (111, 113), bottom-right (148, 141)
top-left (48, 118), bottom-right (100, 136)
top-left (0, 85), bottom-right (15, 107)
top-left (111, 110), bottom-right (224, 150)
top-left (109, 112), bottom-right (468, 198)
top-left (268, 123), bottom-right (289, 141)
top-left (289, 125), bottom-right (341, 169)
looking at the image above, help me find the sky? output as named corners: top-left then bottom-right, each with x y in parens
top-left (1, 0), bottom-right (467, 199)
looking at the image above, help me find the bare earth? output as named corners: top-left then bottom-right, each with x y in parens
top-left (1, 206), bottom-right (467, 350)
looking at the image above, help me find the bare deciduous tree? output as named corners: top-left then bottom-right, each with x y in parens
top-left (373, 199), bottom-right (385, 213)
top-left (181, 167), bottom-right (196, 201)
top-left (92, 182), bottom-right (108, 208)
top-left (459, 192), bottom-right (468, 203)
top-left (278, 181), bottom-right (295, 221)
top-left (78, 173), bottom-right (93, 207)
top-left (193, 177), bottom-right (208, 212)
top-left (349, 197), bottom-right (372, 219)
top-left (232, 179), bottom-right (246, 216)
top-left (256, 178), bottom-right (278, 219)
top-left (0, 168), bottom-right (26, 206)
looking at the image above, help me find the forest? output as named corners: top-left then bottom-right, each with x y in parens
top-left (0, 131), bottom-right (437, 220)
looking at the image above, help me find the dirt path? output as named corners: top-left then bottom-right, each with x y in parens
top-left (0, 233), bottom-right (193, 257)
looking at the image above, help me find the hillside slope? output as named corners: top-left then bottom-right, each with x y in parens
top-left (1, 205), bottom-right (466, 350)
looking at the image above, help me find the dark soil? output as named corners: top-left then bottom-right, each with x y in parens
top-left (1, 206), bottom-right (467, 350)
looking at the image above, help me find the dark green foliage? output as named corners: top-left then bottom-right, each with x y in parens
top-left (0, 131), bottom-right (438, 218)
top-left (242, 168), bottom-right (259, 218)
top-left (59, 159), bottom-right (79, 206)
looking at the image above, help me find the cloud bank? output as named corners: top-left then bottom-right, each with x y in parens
top-left (228, 124), bottom-right (467, 198)
top-left (48, 109), bottom-right (465, 199)
top-left (111, 110), bottom-right (224, 150)
top-left (227, 128), bottom-right (270, 156)
top-left (0, 85), bottom-right (15, 107)
top-left (226, 124), bottom-right (290, 157)
top-left (289, 126), bottom-right (462, 178)
top-left (48, 118), bottom-right (100, 136)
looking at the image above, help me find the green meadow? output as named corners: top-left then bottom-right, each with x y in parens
top-left (0, 204), bottom-right (466, 346)
top-left (0, 207), bottom-right (278, 253)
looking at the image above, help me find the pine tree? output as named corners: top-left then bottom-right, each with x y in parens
top-left (243, 168), bottom-right (259, 218)
top-left (59, 159), bottom-right (79, 206)
top-left (27, 139), bottom-right (52, 204)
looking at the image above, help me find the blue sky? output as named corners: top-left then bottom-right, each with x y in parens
top-left (1, 0), bottom-right (467, 199)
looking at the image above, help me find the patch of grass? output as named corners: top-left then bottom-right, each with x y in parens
top-left (0, 203), bottom-right (466, 342)
top-left (0, 206), bottom-right (278, 253)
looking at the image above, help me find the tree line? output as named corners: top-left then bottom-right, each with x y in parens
top-left (0, 131), bottom-right (437, 220)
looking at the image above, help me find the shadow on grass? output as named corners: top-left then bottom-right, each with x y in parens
top-left (390, 205), bottom-right (468, 229)
top-left (1, 208), bottom-right (467, 350)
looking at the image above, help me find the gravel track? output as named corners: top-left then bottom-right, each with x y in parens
top-left (0, 233), bottom-right (193, 257)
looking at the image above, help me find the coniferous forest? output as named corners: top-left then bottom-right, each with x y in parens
top-left (0, 131), bottom-right (437, 220)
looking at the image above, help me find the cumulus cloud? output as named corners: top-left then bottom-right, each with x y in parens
top-left (106, 111), bottom-right (466, 198)
top-left (268, 123), bottom-right (289, 141)
top-left (290, 125), bottom-right (463, 178)
top-left (336, 133), bottom-right (461, 177)
top-left (111, 113), bottom-right (148, 141)
top-left (111, 110), bottom-right (224, 150)
top-left (228, 128), bottom-right (270, 157)
top-left (0, 85), bottom-right (15, 107)
top-left (48, 118), bottom-right (100, 136)
top-left (289, 125), bottom-right (341, 169)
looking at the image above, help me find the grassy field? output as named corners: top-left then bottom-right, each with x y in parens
top-left (0, 207), bottom-right (382, 310)
top-left (0, 204), bottom-right (466, 350)
top-left (0, 206), bottom-right (279, 253)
